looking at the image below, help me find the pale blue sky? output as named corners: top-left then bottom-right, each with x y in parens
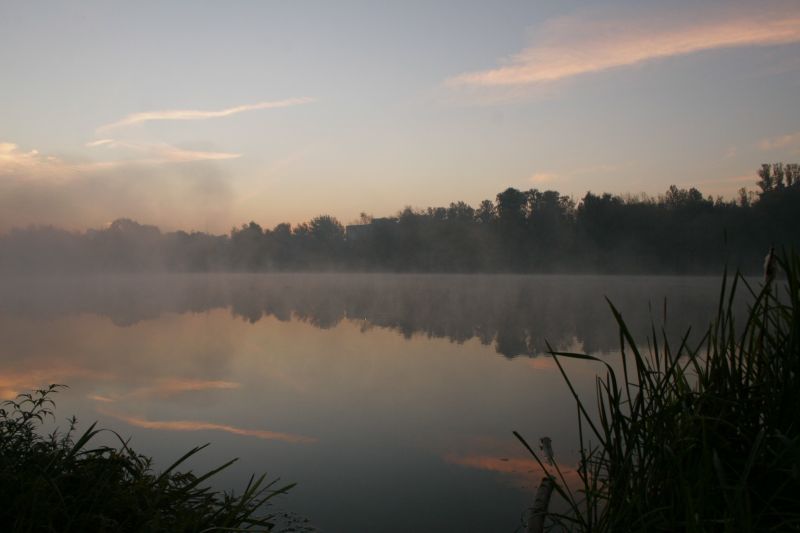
top-left (1, 0), bottom-right (799, 232)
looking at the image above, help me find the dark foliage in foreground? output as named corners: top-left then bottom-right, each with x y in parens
top-left (518, 252), bottom-right (800, 531)
top-left (0, 386), bottom-right (293, 532)
top-left (1, 164), bottom-right (799, 274)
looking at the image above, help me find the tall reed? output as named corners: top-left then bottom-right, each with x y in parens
top-left (0, 385), bottom-right (295, 532)
top-left (517, 252), bottom-right (800, 532)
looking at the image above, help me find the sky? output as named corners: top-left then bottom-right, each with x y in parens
top-left (1, 0), bottom-right (800, 233)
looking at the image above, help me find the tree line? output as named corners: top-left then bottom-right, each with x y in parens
top-left (1, 163), bottom-right (798, 274)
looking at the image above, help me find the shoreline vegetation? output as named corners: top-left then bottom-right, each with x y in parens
top-left (517, 252), bottom-right (800, 531)
top-left (1, 164), bottom-right (799, 275)
top-left (0, 385), bottom-right (296, 532)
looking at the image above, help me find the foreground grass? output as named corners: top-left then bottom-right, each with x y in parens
top-left (518, 253), bottom-right (800, 532)
top-left (0, 385), bottom-right (294, 532)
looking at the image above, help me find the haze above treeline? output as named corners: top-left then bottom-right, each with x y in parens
top-left (2, 164), bottom-right (798, 275)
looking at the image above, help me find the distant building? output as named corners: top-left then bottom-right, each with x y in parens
top-left (345, 218), bottom-right (397, 241)
top-left (345, 224), bottom-right (371, 241)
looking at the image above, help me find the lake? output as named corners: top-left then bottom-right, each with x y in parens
top-left (0, 273), bottom-right (732, 532)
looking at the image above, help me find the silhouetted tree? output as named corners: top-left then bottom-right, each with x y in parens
top-left (495, 188), bottom-right (527, 224)
top-left (1, 164), bottom-right (798, 275)
top-left (474, 200), bottom-right (496, 223)
top-left (230, 221), bottom-right (265, 270)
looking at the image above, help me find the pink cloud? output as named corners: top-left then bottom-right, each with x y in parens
top-left (447, 5), bottom-right (800, 88)
top-left (759, 131), bottom-right (800, 152)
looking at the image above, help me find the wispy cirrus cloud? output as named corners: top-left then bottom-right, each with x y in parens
top-left (86, 139), bottom-right (241, 163)
top-left (100, 409), bottom-right (316, 443)
top-left (446, 4), bottom-right (800, 91)
top-left (97, 97), bottom-right (315, 133)
top-left (85, 139), bottom-right (115, 148)
top-left (759, 131), bottom-right (800, 153)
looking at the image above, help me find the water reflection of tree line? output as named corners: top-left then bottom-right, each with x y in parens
top-left (0, 275), bottom-right (735, 357)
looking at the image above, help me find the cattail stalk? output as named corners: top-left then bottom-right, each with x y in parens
top-left (528, 437), bottom-right (556, 533)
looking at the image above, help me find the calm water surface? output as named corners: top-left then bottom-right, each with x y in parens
top-left (1, 274), bottom-right (731, 532)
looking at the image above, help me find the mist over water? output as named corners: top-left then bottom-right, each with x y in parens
top-left (0, 273), bottom-right (749, 532)
top-left (0, 273), bottom-right (735, 355)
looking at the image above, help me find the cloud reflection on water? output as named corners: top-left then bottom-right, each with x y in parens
top-left (0, 366), bottom-right (113, 400)
top-left (98, 408), bottom-right (317, 444)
